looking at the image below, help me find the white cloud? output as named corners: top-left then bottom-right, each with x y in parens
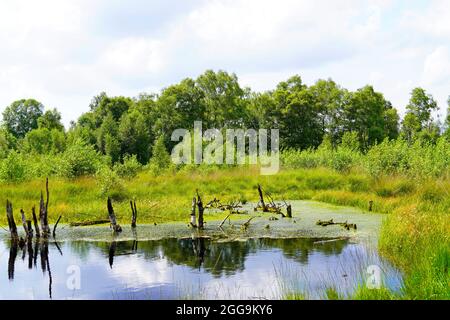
top-left (423, 46), bottom-right (450, 86)
top-left (0, 0), bottom-right (449, 126)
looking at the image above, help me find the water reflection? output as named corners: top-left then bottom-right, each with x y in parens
top-left (0, 237), bottom-right (402, 300)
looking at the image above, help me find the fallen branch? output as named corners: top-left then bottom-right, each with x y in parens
top-left (316, 219), bottom-right (357, 230)
top-left (69, 220), bottom-right (110, 227)
top-left (52, 215), bottom-right (62, 238)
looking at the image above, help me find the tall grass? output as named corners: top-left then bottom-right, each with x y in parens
top-left (0, 136), bottom-right (448, 300)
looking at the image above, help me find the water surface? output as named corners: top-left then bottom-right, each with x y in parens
top-left (0, 237), bottom-right (402, 300)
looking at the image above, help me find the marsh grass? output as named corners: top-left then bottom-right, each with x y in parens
top-left (0, 165), bottom-right (448, 300)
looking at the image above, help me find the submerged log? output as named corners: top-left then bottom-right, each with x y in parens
top-left (69, 220), bottom-right (110, 227)
top-left (130, 200), bottom-right (137, 228)
top-left (6, 200), bottom-right (18, 239)
top-left (107, 197), bottom-right (122, 233)
top-left (32, 206), bottom-right (40, 238)
top-left (316, 219), bottom-right (357, 230)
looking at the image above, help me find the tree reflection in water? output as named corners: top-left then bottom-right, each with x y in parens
top-left (102, 237), bottom-right (349, 277)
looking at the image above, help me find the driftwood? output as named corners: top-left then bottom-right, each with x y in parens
top-left (316, 219), bottom-right (357, 231)
top-left (206, 198), bottom-right (243, 211)
top-left (254, 185), bottom-right (292, 218)
top-left (196, 191), bottom-right (204, 229)
top-left (6, 200), bottom-right (18, 239)
top-left (130, 200), bottom-right (137, 228)
top-left (107, 197), bottom-right (122, 233)
top-left (32, 206), bottom-right (40, 238)
top-left (219, 213), bottom-right (233, 228)
top-left (69, 220), bottom-right (110, 227)
top-left (241, 216), bottom-right (258, 231)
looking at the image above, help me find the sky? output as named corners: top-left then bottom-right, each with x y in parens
top-left (0, 0), bottom-right (449, 127)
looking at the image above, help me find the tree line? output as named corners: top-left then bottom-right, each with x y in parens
top-left (1, 70), bottom-right (449, 166)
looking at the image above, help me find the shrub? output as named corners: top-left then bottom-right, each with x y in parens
top-left (114, 154), bottom-right (142, 178)
top-left (148, 135), bottom-right (172, 175)
top-left (0, 151), bottom-right (27, 182)
top-left (59, 139), bottom-right (102, 178)
top-left (95, 166), bottom-right (127, 201)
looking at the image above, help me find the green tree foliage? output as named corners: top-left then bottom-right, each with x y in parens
top-left (2, 70), bottom-right (448, 182)
top-left (2, 99), bottom-right (44, 138)
top-left (22, 128), bottom-right (66, 154)
top-left (38, 108), bottom-right (64, 131)
top-left (402, 88), bottom-right (439, 144)
top-left (149, 135), bottom-right (172, 174)
top-left (343, 86), bottom-right (398, 150)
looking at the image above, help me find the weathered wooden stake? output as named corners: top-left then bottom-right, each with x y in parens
top-left (190, 197), bottom-right (197, 227)
top-left (196, 191), bottom-right (204, 229)
top-left (369, 200), bottom-right (374, 212)
top-left (6, 200), bottom-right (18, 239)
top-left (32, 206), bottom-right (40, 238)
top-left (107, 197), bottom-right (122, 233)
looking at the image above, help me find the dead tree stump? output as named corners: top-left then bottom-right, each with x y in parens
top-left (190, 197), bottom-right (197, 228)
top-left (257, 184), bottom-right (268, 212)
top-left (39, 179), bottom-right (51, 237)
top-left (130, 200), bottom-right (137, 228)
top-left (369, 200), bottom-right (374, 212)
top-left (20, 209), bottom-right (29, 236)
top-left (286, 204), bottom-right (292, 218)
top-left (6, 200), bottom-right (18, 240)
top-left (196, 191), bottom-right (204, 229)
top-left (107, 197), bottom-right (122, 233)
top-left (26, 220), bottom-right (33, 239)
top-left (32, 206), bottom-right (40, 238)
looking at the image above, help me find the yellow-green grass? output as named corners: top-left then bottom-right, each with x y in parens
top-left (0, 166), bottom-right (448, 299)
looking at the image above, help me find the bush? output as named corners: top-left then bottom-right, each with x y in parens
top-left (114, 154), bottom-right (142, 178)
top-left (58, 139), bottom-right (102, 178)
top-left (0, 151), bottom-right (27, 182)
top-left (148, 135), bottom-right (172, 175)
top-left (95, 166), bottom-right (127, 201)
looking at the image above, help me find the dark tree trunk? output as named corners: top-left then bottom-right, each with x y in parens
top-left (107, 198), bottom-right (122, 233)
top-left (257, 184), bottom-right (267, 212)
top-left (130, 200), bottom-right (137, 228)
top-left (6, 200), bottom-right (18, 239)
top-left (190, 197), bottom-right (197, 227)
top-left (286, 204), bottom-right (292, 218)
top-left (32, 206), bottom-right (40, 238)
top-left (196, 192), bottom-right (204, 229)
